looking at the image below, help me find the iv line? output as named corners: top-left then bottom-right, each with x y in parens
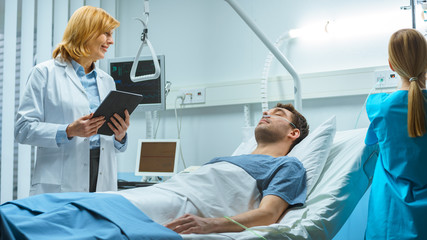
top-left (224, 216), bottom-right (267, 240)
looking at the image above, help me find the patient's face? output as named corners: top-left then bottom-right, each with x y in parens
top-left (255, 108), bottom-right (295, 143)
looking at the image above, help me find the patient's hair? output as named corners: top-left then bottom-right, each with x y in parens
top-left (276, 103), bottom-right (309, 150)
top-left (52, 6), bottom-right (120, 61)
top-left (388, 28), bottom-right (427, 137)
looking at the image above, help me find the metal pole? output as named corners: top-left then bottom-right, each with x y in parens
top-left (411, 0), bottom-right (416, 29)
top-left (224, 0), bottom-right (303, 112)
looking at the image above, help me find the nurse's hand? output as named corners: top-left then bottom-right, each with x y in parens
top-left (108, 109), bottom-right (130, 142)
top-left (66, 113), bottom-right (105, 138)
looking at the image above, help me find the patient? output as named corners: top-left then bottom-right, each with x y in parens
top-left (164, 103), bottom-right (309, 234)
top-left (0, 103), bottom-right (309, 238)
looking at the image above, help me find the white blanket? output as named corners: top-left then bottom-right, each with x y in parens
top-left (112, 162), bottom-right (261, 225)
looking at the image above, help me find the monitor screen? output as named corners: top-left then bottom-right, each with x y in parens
top-left (108, 55), bottom-right (165, 111)
top-left (135, 139), bottom-right (180, 177)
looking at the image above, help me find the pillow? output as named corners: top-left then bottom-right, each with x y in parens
top-left (232, 116), bottom-right (337, 195)
top-left (288, 116), bottom-right (336, 194)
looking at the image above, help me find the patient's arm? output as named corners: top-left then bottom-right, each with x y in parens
top-left (164, 195), bottom-right (289, 234)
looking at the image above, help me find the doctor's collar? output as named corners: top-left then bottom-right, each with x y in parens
top-left (70, 59), bottom-right (97, 78)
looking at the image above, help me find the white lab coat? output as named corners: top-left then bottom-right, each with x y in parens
top-left (15, 57), bottom-right (125, 195)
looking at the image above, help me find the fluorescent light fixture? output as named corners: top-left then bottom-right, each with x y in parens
top-left (289, 11), bottom-right (408, 40)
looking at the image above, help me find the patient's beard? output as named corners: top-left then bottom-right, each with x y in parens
top-left (254, 126), bottom-right (282, 144)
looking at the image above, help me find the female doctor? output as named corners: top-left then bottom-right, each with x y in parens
top-left (15, 6), bottom-right (127, 195)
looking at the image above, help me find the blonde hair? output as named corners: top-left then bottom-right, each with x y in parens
top-left (388, 28), bottom-right (427, 137)
top-left (52, 6), bottom-right (120, 61)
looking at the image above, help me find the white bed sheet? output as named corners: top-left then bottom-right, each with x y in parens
top-left (111, 162), bottom-right (261, 225)
top-left (182, 128), bottom-right (378, 240)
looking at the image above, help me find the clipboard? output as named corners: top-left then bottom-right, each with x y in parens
top-left (93, 90), bottom-right (143, 136)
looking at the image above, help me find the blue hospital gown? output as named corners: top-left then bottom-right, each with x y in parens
top-left (207, 154), bottom-right (307, 207)
top-left (365, 90), bottom-right (427, 240)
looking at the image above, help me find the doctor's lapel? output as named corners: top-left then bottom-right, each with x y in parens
top-left (58, 59), bottom-right (87, 95)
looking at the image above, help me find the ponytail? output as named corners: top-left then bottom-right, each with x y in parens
top-left (408, 78), bottom-right (426, 137)
top-left (388, 29), bottom-right (427, 138)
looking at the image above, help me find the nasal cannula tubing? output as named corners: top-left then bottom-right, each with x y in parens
top-left (263, 114), bottom-right (297, 129)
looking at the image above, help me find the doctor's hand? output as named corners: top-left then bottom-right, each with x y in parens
top-left (66, 113), bottom-right (105, 138)
top-left (165, 214), bottom-right (220, 234)
top-left (108, 109), bottom-right (130, 142)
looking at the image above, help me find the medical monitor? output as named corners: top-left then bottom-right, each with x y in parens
top-left (135, 139), bottom-right (180, 177)
top-left (108, 55), bottom-right (165, 111)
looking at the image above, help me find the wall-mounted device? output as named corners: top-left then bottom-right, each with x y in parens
top-left (108, 55), bottom-right (165, 111)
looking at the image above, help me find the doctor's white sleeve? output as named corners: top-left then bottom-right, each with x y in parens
top-left (15, 67), bottom-right (61, 148)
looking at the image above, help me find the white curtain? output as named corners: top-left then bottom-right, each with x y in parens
top-left (0, 0), bottom-right (117, 204)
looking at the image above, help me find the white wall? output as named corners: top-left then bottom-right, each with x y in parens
top-left (115, 0), bottom-right (410, 85)
top-left (113, 0), bottom-right (408, 172)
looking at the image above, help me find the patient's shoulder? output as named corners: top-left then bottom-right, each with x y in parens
top-left (280, 156), bottom-right (303, 165)
top-left (276, 156), bottom-right (305, 172)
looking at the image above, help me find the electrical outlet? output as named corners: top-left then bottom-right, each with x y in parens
top-left (374, 70), bottom-right (399, 89)
top-left (180, 88), bottom-right (206, 104)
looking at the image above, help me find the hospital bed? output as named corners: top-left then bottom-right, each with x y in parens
top-left (111, 116), bottom-right (378, 240)
top-left (178, 117), bottom-right (378, 240)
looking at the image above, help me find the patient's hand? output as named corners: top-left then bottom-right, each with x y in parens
top-left (165, 214), bottom-right (220, 234)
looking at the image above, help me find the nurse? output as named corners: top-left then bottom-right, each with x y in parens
top-left (365, 28), bottom-right (427, 239)
top-left (15, 6), bottom-right (127, 195)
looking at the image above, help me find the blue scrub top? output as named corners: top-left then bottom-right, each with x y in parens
top-left (365, 90), bottom-right (427, 240)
